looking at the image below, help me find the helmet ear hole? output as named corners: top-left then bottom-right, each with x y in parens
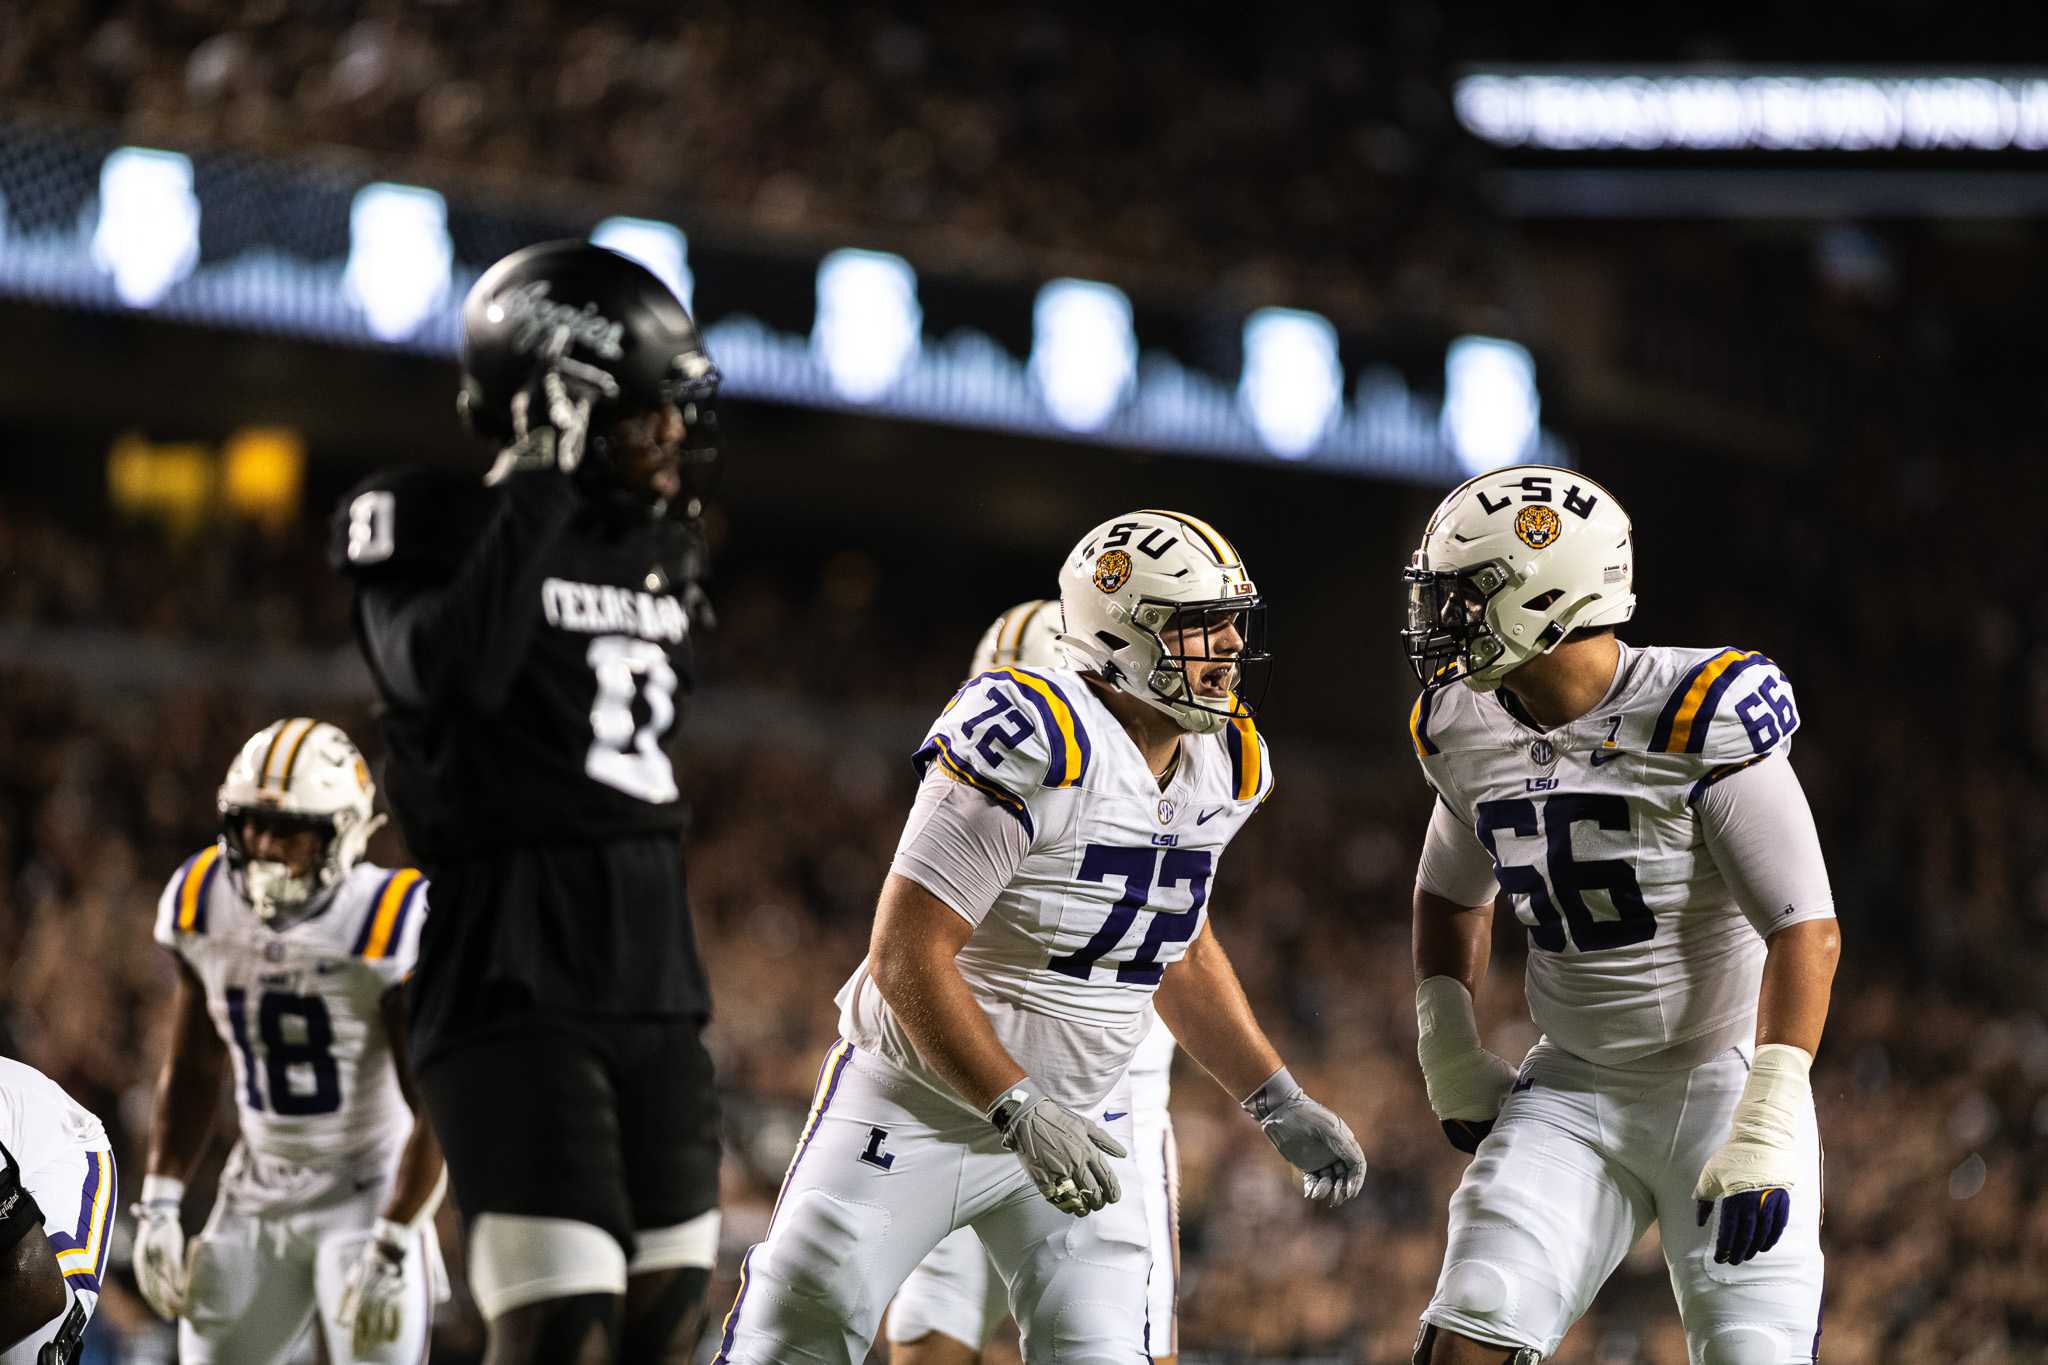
top-left (1522, 589), bottom-right (1563, 612)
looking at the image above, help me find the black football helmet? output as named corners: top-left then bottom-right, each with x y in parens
top-left (457, 238), bottom-right (720, 458)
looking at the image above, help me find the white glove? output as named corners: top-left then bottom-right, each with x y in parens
top-left (1416, 976), bottom-right (1521, 1154)
top-left (1693, 1044), bottom-right (1812, 1265)
top-left (986, 1077), bottom-right (1126, 1216)
top-left (130, 1174), bottom-right (190, 1321)
top-left (336, 1219), bottom-right (413, 1354)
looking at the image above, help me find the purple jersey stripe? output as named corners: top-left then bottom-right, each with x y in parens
top-left (351, 871), bottom-right (400, 955)
top-left (1015, 667), bottom-right (1091, 784)
top-left (385, 879), bottom-right (426, 962)
top-left (192, 854), bottom-right (221, 934)
top-left (46, 1148), bottom-right (113, 1294)
top-left (1682, 653), bottom-right (1769, 754)
top-left (1650, 650), bottom-right (1725, 753)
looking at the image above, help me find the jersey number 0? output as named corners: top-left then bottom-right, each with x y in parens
top-left (585, 635), bottom-right (680, 803)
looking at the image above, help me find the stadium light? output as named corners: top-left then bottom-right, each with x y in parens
top-left (812, 249), bottom-right (922, 403)
top-left (344, 182), bottom-right (453, 342)
top-left (592, 217), bottom-right (694, 313)
top-left (1030, 279), bottom-right (1137, 432)
top-left (1238, 308), bottom-right (1343, 458)
top-left (1441, 335), bottom-right (1542, 474)
top-left (90, 147), bottom-right (201, 308)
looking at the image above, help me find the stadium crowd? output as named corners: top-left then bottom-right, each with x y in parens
top-left (1, 410), bottom-right (2044, 1363)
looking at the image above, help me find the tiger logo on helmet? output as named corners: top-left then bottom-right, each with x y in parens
top-left (1403, 465), bottom-right (1633, 692)
top-left (1057, 510), bottom-right (1269, 735)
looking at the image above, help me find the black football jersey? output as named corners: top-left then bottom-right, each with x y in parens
top-left (331, 466), bottom-right (705, 866)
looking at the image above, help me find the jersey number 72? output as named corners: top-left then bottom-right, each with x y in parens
top-left (1047, 845), bottom-right (1210, 984)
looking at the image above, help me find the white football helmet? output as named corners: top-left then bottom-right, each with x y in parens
top-left (217, 718), bottom-right (384, 922)
top-left (1056, 509), bottom-right (1266, 735)
top-left (968, 599), bottom-right (1064, 678)
top-left (1402, 464), bottom-right (1634, 692)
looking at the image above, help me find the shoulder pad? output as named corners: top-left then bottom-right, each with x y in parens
top-left (350, 867), bottom-right (428, 962)
top-left (914, 668), bottom-right (1092, 833)
top-left (156, 845), bottom-right (225, 941)
top-left (1221, 710), bottom-right (1274, 804)
top-left (330, 466), bottom-right (494, 582)
top-left (1650, 648), bottom-right (1801, 770)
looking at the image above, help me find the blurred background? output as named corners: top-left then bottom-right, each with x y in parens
top-left (2, 3), bottom-right (2046, 1362)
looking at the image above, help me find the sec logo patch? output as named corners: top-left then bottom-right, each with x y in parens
top-left (1514, 505), bottom-right (1562, 549)
top-left (1094, 549), bottom-right (1133, 593)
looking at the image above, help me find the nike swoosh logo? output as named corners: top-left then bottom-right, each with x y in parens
top-left (1102, 1112), bottom-right (1127, 1123)
top-left (1196, 807), bottom-right (1226, 825)
top-left (1590, 749), bottom-right (1625, 767)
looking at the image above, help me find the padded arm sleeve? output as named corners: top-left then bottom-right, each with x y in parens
top-left (1415, 796), bottom-right (1501, 907)
top-left (890, 770), bottom-right (1032, 927)
top-left (1696, 754), bottom-right (1836, 939)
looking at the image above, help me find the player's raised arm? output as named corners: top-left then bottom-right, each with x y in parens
top-left (1154, 921), bottom-right (1367, 1207)
top-left (133, 954), bottom-right (227, 1321)
top-left (0, 1136), bottom-right (65, 1353)
top-left (336, 464), bottom-right (581, 713)
top-left (1691, 739), bottom-right (1840, 1267)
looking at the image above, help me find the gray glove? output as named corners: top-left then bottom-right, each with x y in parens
top-left (1243, 1067), bottom-right (1368, 1207)
top-left (484, 325), bottom-right (620, 485)
top-left (986, 1077), bottom-right (1126, 1216)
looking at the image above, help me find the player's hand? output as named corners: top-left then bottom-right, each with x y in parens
top-left (1415, 976), bottom-right (1520, 1154)
top-left (131, 1175), bottom-right (190, 1321)
top-left (484, 325), bottom-right (621, 485)
top-left (336, 1219), bottom-right (412, 1352)
top-left (1693, 1044), bottom-right (1813, 1265)
top-left (1241, 1068), bottom-right (1368, 1207)
top-left (986, 1078), bottom-right (1126, 1216)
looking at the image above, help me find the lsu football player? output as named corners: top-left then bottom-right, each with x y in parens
top-left (0, 1058), bottom-right (116, 1365)
top-left (134, 719), bottom-right (447, 1364)
top-left (717, 513), bottom-right (1365, 1364)
top-left (886, 600), bottom-right (1187, 1365)
top-left (1400, 467), bottom-right (1838, 1364)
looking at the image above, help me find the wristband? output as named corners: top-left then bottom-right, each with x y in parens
top-left (1416, 975), bottom-right (1483, 1052)
top-left (984, 1077), bottom-right (1044, 1135)
top-left (139, 1173), bottom-right (187, 1208)
top-left (1240, 1066), bottom-right (1301, 1120)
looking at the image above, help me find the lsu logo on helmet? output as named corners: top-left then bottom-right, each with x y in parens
top-left (1514, 505), bottom-right (1562, 549)
top-left (1094, 549), bottom-right (1133, 593)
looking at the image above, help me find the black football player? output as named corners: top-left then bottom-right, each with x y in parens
top-left (331, 241), bottom-right (723, 1365)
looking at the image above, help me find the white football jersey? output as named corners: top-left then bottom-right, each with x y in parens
top-left (0, 1057), bottom-right (113, 1298)
top-left (154, 847), bottom-right (427, 1167)
top-left (839, 665), bottom-right (1273, 1113)
top-left (1411, 643), bottom-right (1807, 1067)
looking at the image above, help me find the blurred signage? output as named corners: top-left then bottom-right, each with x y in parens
top-left (108, 427), bottom-right (305, 535)
top-left (1454, 69), bottom-right (2048, 218)
top-left (1456, 70), bottom-right (2048, 154)
top-left (0, 119), bottom-right (1566, 483)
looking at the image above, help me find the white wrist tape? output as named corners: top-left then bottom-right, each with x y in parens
top-left (1728, 1044), bottom-right (1813, 1152)
top-left (1416, 975), bottom-right (1483, 1058)
top-left (139, 1174), bottom-right (186, 1207)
